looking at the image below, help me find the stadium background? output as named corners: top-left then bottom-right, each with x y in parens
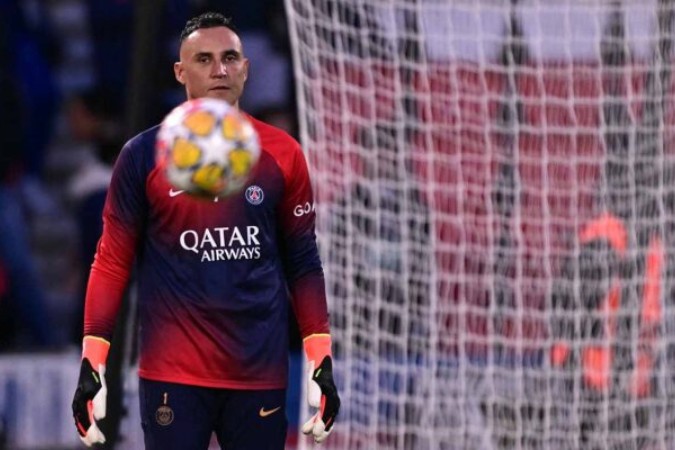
top-left (3, 0), bottom-right (675, 449)
top-left (0, 1), bottom-right (302, 449)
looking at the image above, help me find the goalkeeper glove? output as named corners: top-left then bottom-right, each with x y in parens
top-left (302, 334), bottom-right (340, 443)
top-left (72, 336), bottom-right (110, 447)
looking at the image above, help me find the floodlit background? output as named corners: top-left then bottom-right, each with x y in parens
top-left (5, 0), bottom-right (675, 449)
top-left (0, 0), bottom-right (301, 449)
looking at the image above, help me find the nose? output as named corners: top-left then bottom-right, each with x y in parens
top-left (213, 61), bottom-right (228, 77)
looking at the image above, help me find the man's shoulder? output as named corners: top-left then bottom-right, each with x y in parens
top-left (115, 124), bottom-right (161, 172)
top-left (247, 115), bottom-right (301, 154)
top-left (124, 124), bottom-right (161, 151)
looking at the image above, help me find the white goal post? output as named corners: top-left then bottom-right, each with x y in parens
top-left (285, 0), bottom-right (675, 449)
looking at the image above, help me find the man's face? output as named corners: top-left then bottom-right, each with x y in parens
top-left (174, 26), bottom-right (249, 107)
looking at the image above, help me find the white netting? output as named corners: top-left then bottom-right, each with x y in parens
top-left (285, 0), bottom-right (675, 449)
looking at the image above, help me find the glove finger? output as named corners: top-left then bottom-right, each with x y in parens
top-left (312, 418), bottom-right (326, 437)
top-left (306, 379), bottom-right (321, 407)
top-left (312, 418), bottom-right (336, 443)
top-left (80, 421), bottom-right (106, 447)
top-left (314, 426), bottom-right (333, 444)
top-left (302, 413), bottom-right (319, 435)
top-left (92, 384), bottom-right (107, 420)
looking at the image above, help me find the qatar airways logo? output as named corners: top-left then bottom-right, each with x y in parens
top-left (179, 226), bottom-right (261, 262)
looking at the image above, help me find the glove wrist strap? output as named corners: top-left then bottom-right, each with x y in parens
top-left (82, 335), bottom-right (110, 369)
top-left (303, 334), bottom-right (332, 366)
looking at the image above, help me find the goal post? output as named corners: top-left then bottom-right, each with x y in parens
top-left (285, 0), bottom-right (675, 448)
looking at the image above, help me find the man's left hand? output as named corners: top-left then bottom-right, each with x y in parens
top-left (302, 355), bottom-right (340, 443)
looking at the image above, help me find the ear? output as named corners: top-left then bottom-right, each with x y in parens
top-left (174, 62), bottom-right (185, 85)
top-left (243, 58), bottom-right (250, 82)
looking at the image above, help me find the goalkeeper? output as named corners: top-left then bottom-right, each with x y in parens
top-left (71, 11), bottom-right (339, 450)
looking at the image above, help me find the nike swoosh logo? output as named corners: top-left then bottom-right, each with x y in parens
top-left (169, 189), bottom-right (185, 197)
top-left (259, 406), bottom-right (282, 417)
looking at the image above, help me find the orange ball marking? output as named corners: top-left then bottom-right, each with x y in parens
top-left (183, 110), bottom-right (216, 136)
top-left (172, 138), bottom-right (201, 169)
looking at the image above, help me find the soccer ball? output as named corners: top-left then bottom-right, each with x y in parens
top-left (156, 98), bottom-right (261, 198)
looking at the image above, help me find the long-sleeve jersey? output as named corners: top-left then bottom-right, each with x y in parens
top-left (83, 115), bottom-right (329, 389)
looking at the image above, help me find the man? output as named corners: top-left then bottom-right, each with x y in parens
top-left (71, 12), bottom-right (340, 450)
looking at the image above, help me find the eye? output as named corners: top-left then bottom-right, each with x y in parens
top-left (224, 53), bottom-right (239, 63)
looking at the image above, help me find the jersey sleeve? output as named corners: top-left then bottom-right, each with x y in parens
top-left (83, 138), bottom-right (148, 340)
top-left (278, 141), bottom-right (330, 338)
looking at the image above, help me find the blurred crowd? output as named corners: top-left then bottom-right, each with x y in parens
top-left (0, 0), bottom-right (298, 352)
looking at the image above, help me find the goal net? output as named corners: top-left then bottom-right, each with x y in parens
top-left (285, 0), bottom-right (675, 448)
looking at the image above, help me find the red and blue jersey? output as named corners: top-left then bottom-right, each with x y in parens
top-left (83, 116), bottom-right (329, 389)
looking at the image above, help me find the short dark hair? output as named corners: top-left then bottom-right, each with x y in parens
top-left (179, 12), bottom-right (237, 43)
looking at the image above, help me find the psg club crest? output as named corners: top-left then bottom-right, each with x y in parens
top-left (156, 393), bottom-right (174, 426)
top-left (156, 405), bottom-right (174, 426)
top-left (245, 185), bottom-right (264, 205)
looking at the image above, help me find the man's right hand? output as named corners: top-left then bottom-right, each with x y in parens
top-left (72, 336), bottom-right (110, 446)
